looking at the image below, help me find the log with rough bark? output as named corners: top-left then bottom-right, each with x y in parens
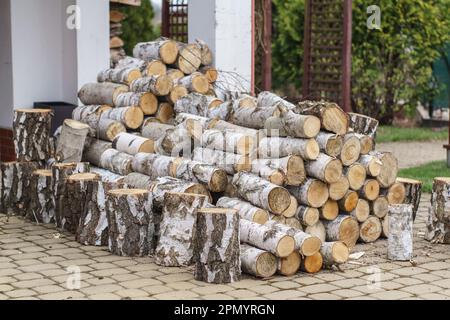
top-left (370, 151), bottom-right (398, 188)
top-left (193, 147), bottom-right (252, 175)
top-left (130, 75), bottom-right (173, 96)
top-left (358, 179), bottom-right (380, 201)
top-left (425, 177), bottom-right (450, 244)
top-left (232, 172), bottom-right (291, 214)
top-left (388, 204), bottom-right (414, 259)
top-left (114, 92), bottom-right (158, 115)
top-left (28, 170), bottom-right (54, 224)
top-left (263, 116), bottom-right (288, 137)
top-left (173, 159), bottom-right (228, 192)
top-left (240, 219), bottom-right (295, 257)
top-left (319, 199), bottom-right (339, 221)
top-left (296, 100), bottom-right (349, 135)
top-left (194, 39), bottom-right (213, 66)
top-left (323, 215), bottom-right (360, 248)
top-left (106, 189), bottom-right (153, 257)
top-left (320, 241), bottom-right (349, 266)
top-left (100, 106), bottom-right (144, 130)
top-left (231, 105), bottom-right (281, 129)
top-left (154, 103), bottom-right (174, 124)
top-left (355, 133), bottom-right (374, 155)
top-left (258, 137), bottom-right (320, 160)
top-left (359, 216), bottom-right (382, 243)
top-left (344, 163), bottom-right (366, 191)
top-left (78, 82), bottom-right (128, 106)
top-left (76, 179), bottom-right (124, 246)
top-left (90, 166), bottom-right (124, 183)
top-left (207, 101), bottom-right (233, 121)
top-left (97, 67), bottom-right (141, 84)
top-left (348, 112), bottom-right (379, 138)
top-left (257, 91), bottom-right (296, 110)
top-left (250, 160), bottom-right (286, 186)
top-left (396, 177), bottom-right (422, 221)
top-left (380, 182), bottom-right (406, 205)
top-left (112, 132), bottom-right (154, 155)
top-left (338, 190), bottom-right (359, 212)
top-left (358, 154), bottom-right (382, 177)
top-left (208, 119), bottom-right (259, 136)
top-left (173, 93), bottom-right (210, 118)
top-left (55, 119), bottom-right (90, 163)
top-left (280, 110), bottom-right (321, 138)
top-left (257, 156), bottom-right (305, 186)
top-left (131, 152), bottom-right (175, 179)
top-left (141, 122), bottom-right (174, 142)
top-left (99, 149), bottom-right (134, 176)
top-left (0, 162), bottom-right (40, 216)
top-left (13, 109), bottom-right (54, 162)
top-left (300, 252), bottom-right (323, 273)
top-left (115, 56), bottom-right (147, 72)
top-left (216, 197), bottom-right (269, 224)
top-left (200, 66), bottom-right (218, 83)
top-left (83, 140), bottom-right (112, 167)
top-left (287, 178), bottom-right (329, 208)
top-left (305, 220), bottom-right (326, 243)
top-left (155, 192), bottom-right (208, 266)
top-left (194, 207), bottom-right (241, 283)
top-left (296, 205), bottom-right (320, 227)
top-left (316, 132), bottom-right (343, 157)
top-left (133, 39), bottom-right (179, 64)
top-left (328, 176), bottom-right (350, 201)
top-left (72, 105), bottom-right (112, 121)
top-left (370, 196), bottom-right (389, 219)
top-left (348, 198), bottom-right (370, 223)
top-left (62, 173), bottom-right (100, 233)
top-left (178, 72), bottom-right (209, 94)
top-left (201, 129), bottom-right (256, 156)
top-left (340, 133), bottom-right (361, 166)
top-left (240, 244), bottom-right (277, 278)
top-left (154, 127), bottom-right (192, 157)
top-left (277, 251), bottom-right (301, 276)
top-left (305, 153), bottom-right (343, 184)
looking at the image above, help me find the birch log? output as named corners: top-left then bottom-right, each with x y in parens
top-left (100, 106), bottom-right (144, 130)
top-left (344, 163), bottom-right (366, 191)
top-left (371, 151), bottom-right (398, 188)
top-left (396, 177), bottom-right (422, 221)
top-left (425, 177), bottom-right (450, 244)
top-left (112, 132), bottom-right (154, 155)
top-left (305, 153), bottom-right (343, 184)
top-left (178, 72), bottom-right (209, 94)
top-left (278, 251), bottom-right (302, 276)
top-left (358, 154), bottom-right (382, 177)
top-left (201, 129), bottom-right (256, 156)
top-left (316, 132), bottom-right (343, 157)
top-left (233, 94), bottom-right (257, 109)
top-left (320, 241), bottom-right (349, 266)
top-left (280, 110), bottom-right (321, 138)
top-left (348, 112), bottom-right (379, 138)
top-left (55, 120), bottom-right (90, 163)
top-left (141, 122), bottom-right (174, 141)
top-left (166, 68), bottom-right (185, 82)
top-left (355, 133), bottom-right (374, 155)
top-left (359, 216), bottom-right (382, 243)
top-left (116, 56), bottom-right (147, 71)
top-left (165, 85), bottom-right (188, 104)
top-left (216, 197), bottom-right (269, 224)
top-left (90, 166), bottom-right (124, 183)
top-left (380, 182), bottom-right (406, 205)
top-left (328, 176), bottom-right (350, 201)
top-left (340, 133), bottom-right (361, 166)
top-left (323, 215), bottom-right (360, 248)
top-left (145, 59), bottom-right (167, 76)
top-left (99, 149), bottom-right (134, 175)
top-left (194, 208), bottom-right (241, 283)
top-left (174, 43), bottom-right (202, 74)
top-left (250, 161), bottom-right (286, 186)
top-left (296, 206), bottom-right (320, 227)
top-left (78, 83), bottom-right (128, 106)
top-left (28, 170), bottom-right (54, 224)
top-left (154, 127), bottom-right (192, 157)
top-left (83, 140), bottom-right (112, 167)
top-left (388, 204), bottom-right (413, 259)
top-left (13, 109), bottom-right (54, 162)
top-left (173, 159), bottom-right (228, 192)
top-left (174, 93), bottom-right (209, 117)
top-left (130, 75), bottom-right (173, 96)
top-left (258, 137), bottom-right (320, 160)
top-left (133, 39), bottom-right (179, 64)
top-left (114, 92), bottom-right (158, 115)
top-left (287, 178), bottom-right (329, 208)
top-left (208, 119), bottom-right (259, 136)
top-left (281, 196), bottom-right (298, 218)
top-left (240, 244), bottom-right (277, 278)
top-left (348, 198), bottom-right (370, 223)
top-left (305, 221), bottom-right (326, 243)
top-left (358, 179), bottom-right (380, 201)
top-left (296, 100), bottom-right (349, 135)
top-left (193, 147), bottom-right (252, 175)
top-left (200, 66), bottom-right (218, 83)
top-left (257, 91), bottom-right (296, 110)
top-left (263, 116), bottom-right (288, 137)
top-left (232, 105), bottom-right (281, 129)
top-left (319, 199), bottom-right (339, 221)
top-left (370, 196), bottom-right (389, 219)
top-left (155, 192), bottom-right (208, 266)
top-left (106, 189), bottom-right (153, 257)
top-left (97, 67), bottom-right (141, 85)
top-left (195, 39), bottom-right (213, 66)
top-left (131, 153), bottom-right (175, 179)
top-left (255, 156), bottom-right (305, 186)
top-left (232, 172), bottom-right (291, 214)
top-left (300, 252), bottom-right (323, 273)
top-left (154, 102), bottom-right (174, 123)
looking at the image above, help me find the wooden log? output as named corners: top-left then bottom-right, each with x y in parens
top-left (370, 196), bottom-right (389, 219)
top-left (194, 39), bottom-right (213, 66)
top-left (240, 219), bottom-right (295, 257)
top-left (141, 122), bottom-right (174, 142)
top-left (101, 106), bottom-right (144, 130)
top-left (84, 141), bottom-right (133, 175)
top-left (257, 91), bottom-right (295, 110)
top-left (193, 147), bottom-right (251, 175)
top-left (154, 127), bottom-right (192, 157)
top-left (110, 36), bottom-right (124, 49)
top-left (358, 179), bottom-right (380, 201)
top-left (381, 216), bottom-right (389, 238)
top-left (90, 166), bottom-right (124, 183)
top-left (281, 196), bottom-right (298, 218)
top-left (201, 129), bottom-right (256, 156)
top-left (165, 84), bottom-right (188, 104)
top-left (305, 153), bottom-right (343, 184)
top-left (296, 100), bottom-right (349, 135)
top-left (396, 177), bottom-right (422, 221)
top-left (200, 66), bottom-right (218, 83)
top-left (277, 251), bottom-right (301, 276)
top-left (155, 192), bottom-right (208, 266)
top-left (263, 116), bottom-right (288, 137)
top-left (258, 137), bottom-right (320, 160)
top-left (254, 156), bottom-right (305, 186)
top-left (13, 109), bottom-right (54, 162)
top-left (338, 190), bottom-right (359, 212)
top-left (114, 92), bottom-right (158, 115)
top-left (425, 177), bottom-right (450, 243)
top-left (359, 216), bottom-right (382, 243)
top-left (115, 56), bottom-right (147, 72)
top-left (370, 151), bottom-right (398, 188)
top-left (194, 208), bottom-right (241, 283)
top-left (284, 217), bottom-right (303, 230)
top-left (358, 154), bottom-right (382, 177)
top-left (178, 72), bottom-right (209, 94)
top-left (216, 197), bottom-right (269, 224)
top-left (55, 119), bottom-right (90, 163)
top-left (173, 93), bottom-right (210, 117)
top-left (166, 68), bottom-right (185, 82)
top-left (145, 59), bottom-right (167, 76)
top-left (154, 103), bottom-right (174, 123)
top-left (232, 172), bottom-right (291, 214)
top-left (78, 83), bottom-right (128, 106)
top-left (304, 221), bottom-right (326, 243)
top-left (348, 198), bottom-right (370, 223)
top-left (174, 42), bottom-right (202, 74)
top-left (280, 110), bottom-right (321, 138)
top-left (110, 10), bottom-right (126, 23)
top-left (240, 244), bottom-right (277, 278)
top-left (320, 241), bottom-right (349, 266)
top-left (296, 205), bottom-right (319, 227)
top-left (250, 161), bottom-right (286, 186)
top-left (72, 105), bottom-right (111, 121)
top-left (131, 153), bottom-right (175, 179)
top-left (287, 178), bottom-right (329, 208)
top-left (232, 105), bottom-right (281, 129)
top-left (97, 67), bottom-right (141, 85)
top-left (106, 189), bottom-right (153, 257)
top-left (344, 163), bottom-right (366, 191)
top-left (130, 75), bottom-right (173, 96)
top-left (173, 159), bottom-right (228, 192)
top-left (0, 162), bottom-right (40, 216)
top-left (208, 119), bottom-right (259, 136)
top-left (28, 170), bottom-right (54, 224)
top-left (76, 179), bottom-right (124, 246)
top-left (62, 173), bottom-right (100, 233)
top-left (340, 133), bottom-right (361, 166)
top-left (223, 175), bottom-right (239, 198)
top-left (328, 176), bottom-right (350, 201)
top-left (133, 39), bottom-right (178, 64)
top-left (348, 112), bottom-right (379, 138)
top-left (355, 133), bottom-right (374, 155)
top-left (315, 132), bottom-right (343, 157)
top-left (300, 252), bottom-right (323, 273)
top-left (319, 199), bottom-right (339, 221)
top-left (388, 204), bottom-right (414, 259)
top-left (380, 182), bottom-right (406, 205)
top-left (83, 140), bottom-right (112, 167)
top-left (112, 132), bottom-right (154, 155)
top-left (323, 215), bottom-right (360, 249)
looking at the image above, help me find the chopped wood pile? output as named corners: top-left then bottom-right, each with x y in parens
top-left (0, 37), bottom-right (425, 284)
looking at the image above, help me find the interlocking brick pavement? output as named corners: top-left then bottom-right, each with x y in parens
top-left (0, 193), bottom-right (449, 300)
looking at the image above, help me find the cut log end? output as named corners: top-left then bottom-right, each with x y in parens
top-left (306, 139), bottom-right (320, 160)
top-left (361, 179), bottom-right (380, 201)
top-left (124, 107), bottom-right (145, 130)
top-left (320, 199), bottom-right (339, 221)
top-left (307, 180), bottom-right (329, 208)
top-left (372, 196), bottom-right (389, 219)
top-left (256, 251), bottom-right (278, 278)
top-left (276, 235), bottom-right (296, 258)
top-left (268, 187), bottom-right (292, 214)
top-left (339, 190), bottom-right (359, 212)
top-left (278, 251), bottom-right (301, 276)
top-left (359, 216), bottom-right (382, 243)
top-left (281, 196), bottom-right (298, 218)
top-left (67, 173), bottom-right (99, 181)
top-left (33, 169), bottom-right (52, 177)
top-left (300, 252), bottom-right (323, 273)
top-left (338, 217), bottom-right (360, 248)
top-left (191, 74), bottom-right (209, 94)
top-left (341, 136), bottom-right (361, 166)
top-left (329, 242), bottom-right (349, 264)
top-left (160, 40), bottom-right (179, 64)
top-left (303, 116), bottom-right (321, 138)
top-left (324, 159), bottom-right (343, 184)
top-left (328, 176), bottom-right (350, 201)
top-left (298, 207), bottom-right (319, 227)
top-left (140, 93), bottom-right (158, 115)
top-left (146, 60), bottom-right (167, 76)
top-left (156, 103), bottom-right (174, 124)
top-left (351, 199), bottom-right (370, 222)
top-left (322, 107), bottom-right (349, 136)
top-left (346, 163), bottom-right (366, 191)
top-left (302, 236), bottom-right (322, 257)
top-left (386, 182), bottom-right (406, 204)
top-left (155, 75), bottom-right (173, 96)
top-left (209, 169), bottom-right (229, 193)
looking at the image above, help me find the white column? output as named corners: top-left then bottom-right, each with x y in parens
top-left (188, 0), bottom-right (253, 95)
top-left (0, 0), bottom-right (13, 128)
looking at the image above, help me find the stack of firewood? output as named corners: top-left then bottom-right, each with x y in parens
top-left (110, 8), bottom-right (127, 66)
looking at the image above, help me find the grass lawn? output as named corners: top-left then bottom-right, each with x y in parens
top-left (398, 160), bottom-right (450, 193)
top-left (377, 126), bottom-right (448, 143)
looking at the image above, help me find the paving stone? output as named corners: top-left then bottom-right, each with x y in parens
top-left (314, 272), bottom-right (345, 281)
top-left (141, 285), bottom-right (172, 295)
top-left (263, 289), bottom-right (306, 299)
top-left (120, 278), bottom-right (162, 289)
top-left (158, 273), bottom-right (194, 283)
top-left (294, 276), bottom-right (324, 285)
top-left (0, 276), bottom-right (16, 284)
top-left (419, 261), bottom-right (450, 271)
top-left (370, 290), bottom-right (413, 300)
top-left (248, 285), bottom-right (279, 295)
top-left (0, 284), bottom-right (14, 292)
top-left (19, 263), bottom-right (60, 273)
top-left (85, 277), bottom-right (117, 286)
top-left (393, 277), bottom-right (423, 286)
top-left (412, 273), bottom-right (442, 282)
top-left (15, 278), bottom-right (56, 289)
top-left (6, 289), bottom-right (37, 298)
top-left (114, 289), bottom-right (149, 298)
top-left (192, 284), bottom-right (233, 295)
top-left (228, 278), bottom-right (266, 288)
top-left (152, 290), bottom-right (199, 300)
top-left (81, 284), bottom-right (124, 295)
top-left (202, 293), bottom-right (235, 300)
top-left (298, 283), bottom-right (340, 294)
top-left (13, 272), bottom-right (44, 281)
top-left (333, 289), bottom-right (364, 298)
top-left (271, 281), bottom-right (301, 289)
top-left (40, 290), bottom-right (86, 300)
top-left (401, 284), bottom-right (441, 295)
top-left (307, 292), bottom-right (341, 300)
top-left (419, 293), bottom-right (449, 300)
top-left (33, 285), bottom-right (66, 294)
top-left (167, 281), bottom-right (198, 290)
top-left (111, 274), bottom-right (141, 282)
top-left (391, 267), bottom-right (428, 276)
top-left (89, 293), bottom-right (122, 300)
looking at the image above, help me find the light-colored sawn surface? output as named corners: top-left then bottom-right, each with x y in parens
top-left (0, 194), bottom-right (449, 300)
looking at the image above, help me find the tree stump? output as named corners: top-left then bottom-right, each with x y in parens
top-left (194, 208), bottom-right (241, 283)
top-left (155, 192), bottom-right (209, 266)
top-left (396, 177), bottom-right (422, 221)
top-left (388, 204), bottom-right (413, 260)
top-left (106, 189), bottom-right (153, 257)
top-left (240, 244), bottom-right (277, 278)
top-left (13, 109), bottom-right (54, 162)
top-left (425, 177), bottom-right (450, 244)
top-left (29, 169), bottom-right (54, 223)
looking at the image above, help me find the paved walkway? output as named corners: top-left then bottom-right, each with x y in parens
top-left (0, 193), bottom-right (449, 300)
top-left (377, 140), bottom-right (446, 169)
